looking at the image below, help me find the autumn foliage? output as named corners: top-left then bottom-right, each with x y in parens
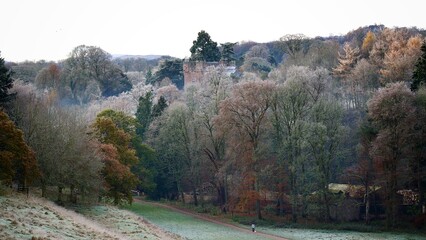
top-left (92, 110), bottom-right (139, 204)
top-left (0, 110), bottom-right (39, 186)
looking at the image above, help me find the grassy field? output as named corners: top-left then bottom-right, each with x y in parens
top-left (124, 202), bottom-right (263, 240)
top-left (125, 201), bottom-right (426, 240)
top-left (259, 227), bottom-right (426, 240)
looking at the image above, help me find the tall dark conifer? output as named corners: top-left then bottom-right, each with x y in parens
top-left (412, 41), bottom-right (426, 91)
top-left (190, 30), bottom-right (221, 62)
top-left (0, 55), bottom-right (15, 106)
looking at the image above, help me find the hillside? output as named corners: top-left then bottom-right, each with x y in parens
top-left (0, 193), bottom-right (180, 240)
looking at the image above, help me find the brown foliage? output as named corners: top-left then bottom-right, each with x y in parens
top-left (0, 110), bottom-right (39, 185)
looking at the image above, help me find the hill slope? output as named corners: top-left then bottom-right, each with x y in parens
top-left (0, 193), bottom-right (180, 240)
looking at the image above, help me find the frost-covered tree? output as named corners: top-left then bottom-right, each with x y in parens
top-left (368, 82), bottom-right (416, 228)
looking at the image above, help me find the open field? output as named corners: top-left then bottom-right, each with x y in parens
top-left (125, 201), bottom-right (426, 240)
top-left (260, 227), bottom-right (426, 240)
top-left (1, 192), bottom-right (425, 240)
top-left (124, 201), bottom-right (269, 240)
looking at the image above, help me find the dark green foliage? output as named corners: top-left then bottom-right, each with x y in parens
top-left (134, 93), bottom-right (168, 198)
top-left (190, 30), bottom-right (221, 62)
top-left (0, 55), bottom-right (16, 106)
top-left (152, 59), bottom-right (183, 89)
top-left (145, 67), bottom-right (154, 85)
top-left (220, 42), bottom-right (237, 64)
top-left (131, 141), bottom-right (157, 195)
top-left (136, 91), bottom-right (153, 137)
top-left (411, 41), bottom-right (426, 91)
top-left (152, 96), bottom-right (168, 118)
top-left (265, 41), bottom-right (285, 65)
top-left (100, 71), bottom-right (132, 97)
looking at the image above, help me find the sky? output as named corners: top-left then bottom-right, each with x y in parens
top-left (1, 0), bottom-right (425, 62)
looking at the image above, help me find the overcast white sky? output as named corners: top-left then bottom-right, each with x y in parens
top-left (1, 0), bottom-right (425, 62)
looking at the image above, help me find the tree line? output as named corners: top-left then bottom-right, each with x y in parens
top-left (1, 26), bottom-right (426, 229)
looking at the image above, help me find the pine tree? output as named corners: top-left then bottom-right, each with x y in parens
top-left (220, 42), bottom-right (236, 64)
top-left (152, 96), bottom-right (168, 118)
top-left (190, 30), bottom-right (221, 62)
top-left (411, 41), bottom-right (426, 91)
top-left (135, 91), bottom-right (153, 137)
top-left (0, 55), bottom-right (15, 107)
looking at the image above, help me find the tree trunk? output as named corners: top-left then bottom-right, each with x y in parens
top-left (70, 185), bottom-right (77, 204)
top-left (417, 157), bottom-right (425, 214)
top-left (192, 187), bottom-right (198, 206)
top-left (365, 181), bottom-right (370, 224)
top-left (255, 174), bottom-right (262, 220)
top-left (324, 189), bottom-right (331, 222)
top-left (57, 186), bottom-right (63, 204)
top-left (276, 196), bottom-right (284, 216)
top-left (41, 181), bottom-right (46, 198)
top-left (291, 173), bottom-right (298, 223)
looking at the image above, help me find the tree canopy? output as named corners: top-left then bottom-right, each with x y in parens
top-left (190, 30), bottom-right (221, 62)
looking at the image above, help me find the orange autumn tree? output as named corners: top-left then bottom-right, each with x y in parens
top-left (0, 110), bottom-right (39, 187)
top-left (92, 110), bottom-right (139, 205)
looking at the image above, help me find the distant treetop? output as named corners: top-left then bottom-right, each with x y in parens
top-left (190, 30), bottom-right (221, 62)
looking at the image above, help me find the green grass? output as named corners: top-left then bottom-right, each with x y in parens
top-left (124, 202), bottom-right (263, 240)
top-left (259, 227), bottom-right (426, 240)
top-left (125, 201), bottom-right (426, 240)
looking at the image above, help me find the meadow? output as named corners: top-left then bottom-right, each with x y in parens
top-left (125, 201), bottom-right (426, 240)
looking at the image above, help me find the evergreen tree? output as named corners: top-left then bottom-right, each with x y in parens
top-left (136, 91), bottom-right (153, 137)
top-left (220, 42), bottom-right (236, 64)
top-left (411, 41), bottom-right (426, 91)
top-left (0, 55), bottom-right (15, 107)
top-left (152, 96), bottom-right (168, 118)
top-left (190, 30), bottom-right (221, 62)
top-left (145, 67), bottom-right (154, 85)
top-left (152, 59), bottom-right (184, 89)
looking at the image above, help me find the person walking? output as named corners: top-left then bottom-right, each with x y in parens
top-left (251, 222), bottom-right (256, 232)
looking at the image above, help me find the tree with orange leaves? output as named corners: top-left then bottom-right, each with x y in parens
top-left (0, 110), bottom-right (39, 187)
top-left (92, 110), bottom-right (139, 204)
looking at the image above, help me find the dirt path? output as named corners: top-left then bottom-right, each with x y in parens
top-left (134, 199), bottom-right (288, 240)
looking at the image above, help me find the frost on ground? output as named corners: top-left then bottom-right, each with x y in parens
top-left (74, 205), bottom-right (182, 240)
top-left (260, 227), bottom-right (426, 240)
top-left (0, 193), bottom-right (180, 240)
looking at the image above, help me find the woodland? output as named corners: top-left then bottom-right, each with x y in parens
top-left (1, 24), bottom-right (426, 230)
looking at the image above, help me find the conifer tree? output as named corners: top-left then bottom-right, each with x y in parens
top-left (412, 41), bottom-right (426, 91)
top-left (333, 43), bottom-right (360, 79)
top-left (0, 55), bottom-right (15, 107)
top-left (190, 30), bottom-right (221, 62)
